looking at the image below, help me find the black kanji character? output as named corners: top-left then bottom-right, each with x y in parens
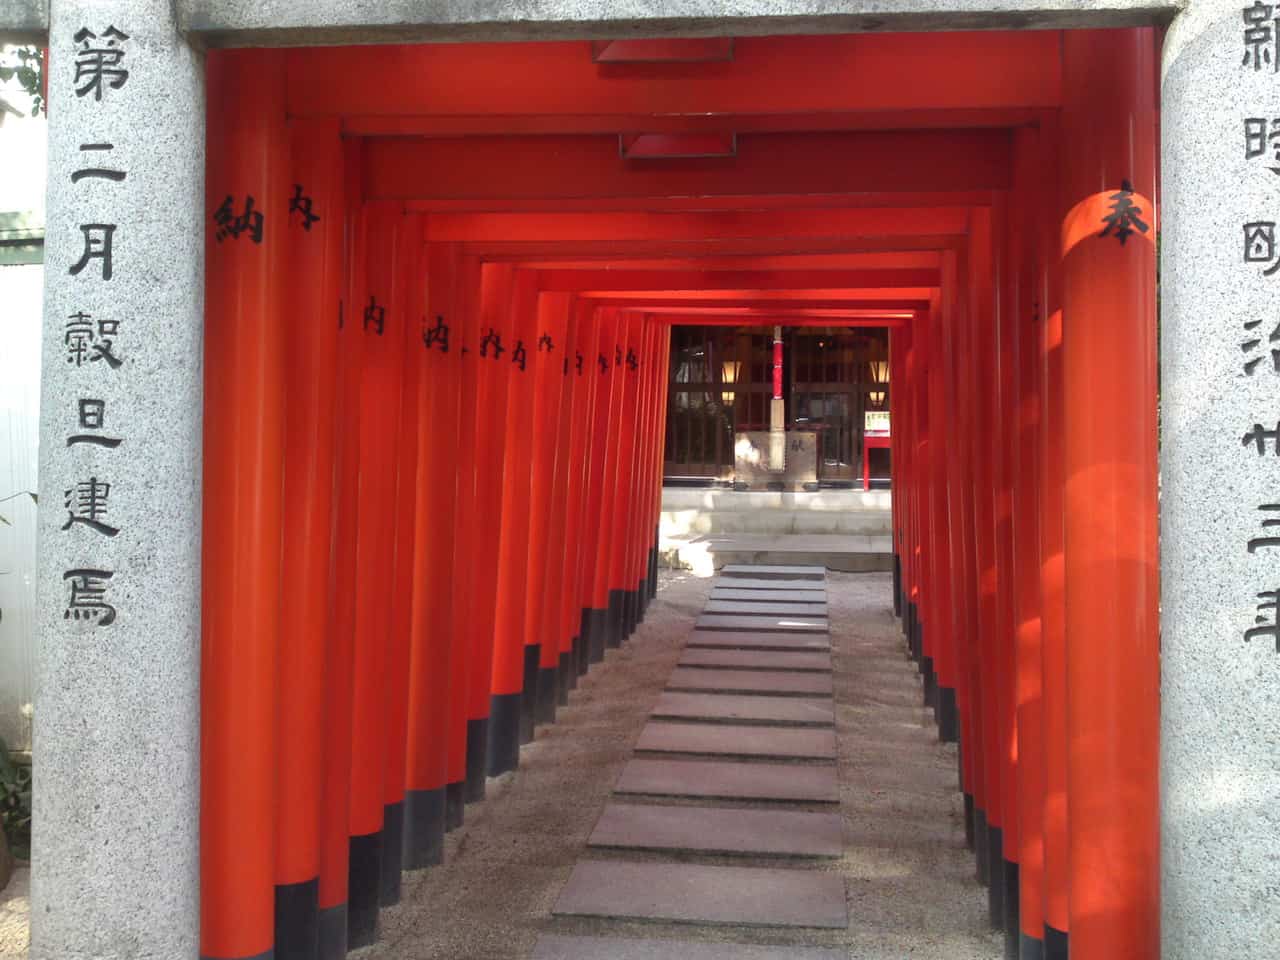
top-left (71, 142), bottom-right (126, 184)
top-left (62, 477), bottom-right (119, 538)
top-left (1244, 1), bottom-right (1279, 71)
top-left (1244, 421), bottom-right (1280, 454)
top-left (1242, 319), bottom-right (1280, 375)
top-left (213, 195), bottom-right (264, 244)
top-left (63, 568), bottom-right (116, 626)
top-left (67, 398), bottom-right (122, 449)
top-left (73, 26), bottom-right (130, 102)
top-left (1099, 180), bottom-right (1149, 246)
top-left (363, 296), bottom-right (386, 336)
top-left (1248, 503), bottom-right (1280, 553)
top-left (423, 315), bottom-right (450, 353)
top-left (69, 224), bottom-right (116, 280)
top-left (1245, 589), bottom-right (1280, 650)
top-left (480, 328), bottom-right (505, 359)
top-left (289, 184), bottom-right (320, 231)
top-left (64, 311), bottom-right (123, 369)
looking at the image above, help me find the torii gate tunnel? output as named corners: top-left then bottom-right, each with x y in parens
top-left (12, 1), bottom-right (1280, 959)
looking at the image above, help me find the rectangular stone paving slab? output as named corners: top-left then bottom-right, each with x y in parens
top-left (588, 802), bottom-right (843, 858)
top-left (687, 630), bottom-right (830, 652)
top-left (651, 691), bottom-right (834, 726)
top-left (614, 757), bottom-right (840, 803)
top-left (636, 721), bottom-right (837, 760)
top-left (552, 860), bottom-right (848, 929)
top-left (720, 564), bottom-right (826, 580)
top-left (696, 614), bottom-right (829, 634)
top-left (711, 588), bottom-right (828, 603)
top-left (704, 600), bottom-right (828, 617)
top-left (667, 668), bottom-right (833, 696)
top-left (532, 934), bottom-right (847, 960)
top-left (679, 648), bottom-right (833, 673)
top-left (713, 576), bottom-right (827, 591)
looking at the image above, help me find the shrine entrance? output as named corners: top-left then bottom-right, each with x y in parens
top-left (13, 4), bottom-right (1271, 960)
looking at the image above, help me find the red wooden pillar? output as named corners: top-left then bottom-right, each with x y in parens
top-left (464, 261), bottom-right (515, 795)
top-left (380, 215), bottom-right (426, 907)
top-left (582, 309), bottom-right (621, 662)
top-left (529, 294), bottom-right (575, 722)
top-left (970, 207), bottom-right (1008, 920)
top-left (652, 325), bottom-right (673, 601)
top-left (346, 202), bottom-right (407, 949)
top-left (1060, 29), bottom-right (1160, 960)
top-left (926, 297), bottom-right (958, 743)
top-left (274, 114), bottom-right (345, 960)
top-left (633, 320), bottom-right (662, 618)
top-left (563, 299), bottom-right (603, 676)
top-left (402, 240), bottom-right (463, 868)
top-left (446, 254), bottom-right (484, 823)
top-left (597, 313), bottom-right (636, 649)
top-left (994, 193), bottom-right (1022, 949)
top-left (1011, 124), bottom-right (1048, 960)
top-left (957, 225), bottom-right (992, 886)
top-left (1037, 110), bottom-right (1071, 960)
top-left (918, 309), bottom-right (940, 708)
top-left (943, 247), bottom-right (981, 854)
top-left (489, 270), bottom-right (539, 773)
top-left (317, 137), bottom-right (367, 960)
top-left (889, 325), bottom-right (905, 621)
top-left (201, 48), bottom-right (288, 960)
top-left (899, 319), bottom-right (918, 662)
top-left (607, 314), bottom-right (644, 644)
top-left (896, 321), bottom-right (916, 647)
top-left (616, 315), bottom-right (645, 639)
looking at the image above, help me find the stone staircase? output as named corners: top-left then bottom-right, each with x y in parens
top-left (542, 564), bottom-right (847, 958)
top-left (659, 489), bottom-right (893, 575)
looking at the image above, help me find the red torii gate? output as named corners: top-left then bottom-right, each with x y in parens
top-left (193, 28), bottom-right (1158, 960)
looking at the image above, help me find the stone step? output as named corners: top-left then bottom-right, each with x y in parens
top-left (686, 631), bottom-right (831, 652)
top-left (533, 935), bottom-right (847, 960)
top-left (651, 691), bottom-right (834, 726)
top-left (710, 587), bottom-right (828, 603)
top-left (614, 757), bottom-right (840, 803)
top-left (662, 508), bottom-right (892, 536)
top-left (636, 721), bottom-right (837, 760)
top-left (667, 668), bottom-right (834, 697)
top-left (721, 563), bottom-right (827, 579)
top-left (710, 576), bottom-right (828, 592)
top-left (661, 536), bottom-right (891, 576)
top-left (552, 861), bottom-right (848, 929)
top-left (678, 649), bottom-right (833, 673)
top-left (695, 614), bottom-right (829, 634)
top-left (587, 802), bottom-right (844, 858)
top-left (704, 600), bottom-right (828, 617)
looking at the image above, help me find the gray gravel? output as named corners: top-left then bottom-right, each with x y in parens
top-left (363, 570), bottom-right (1002, 960)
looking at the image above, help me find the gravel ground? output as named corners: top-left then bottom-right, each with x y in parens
top-left (0, 865), bottom-right (28, 959)
top-left (364, 569), bottom-right (1002, 960)
top-left (1, 570), bottom-right (1001, 960)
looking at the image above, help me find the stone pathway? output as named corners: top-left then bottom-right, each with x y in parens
top-left (346, 569), bottom-right (1000, 960)
top-left (544, 566), bottom-right (851, 957)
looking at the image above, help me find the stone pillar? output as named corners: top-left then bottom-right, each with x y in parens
top-left (1162, 3), bottom-right (1280, 956)
top-left (31, 2), bottom-right (204, 959)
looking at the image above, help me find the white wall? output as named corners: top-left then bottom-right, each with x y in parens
top-left (0, 54), bottom-right (46, 752)
top-left (0, 261), bottom-right (40, 752)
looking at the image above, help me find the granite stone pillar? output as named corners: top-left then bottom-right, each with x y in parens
top-left (1162, 3), bottom-right (1280, 956)
top-left (30, 2), bottom-right (204, 958)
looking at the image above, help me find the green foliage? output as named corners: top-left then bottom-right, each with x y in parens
top-left (0, 46), bottom-right (43, 117)
top-left (0, 738), bottom-right (30, 860)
